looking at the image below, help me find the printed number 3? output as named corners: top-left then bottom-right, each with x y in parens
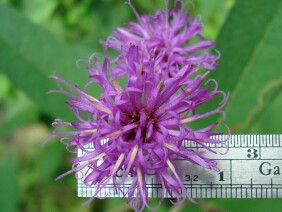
top-left (247, 148), bottom-right (258, 158)
top-left (185, 175), bottom-right (198, 182)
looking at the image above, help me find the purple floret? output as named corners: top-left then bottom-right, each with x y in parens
top-left (104, 0), bottom-right (219, 78)
top-left (47, 44), bottom-right (228, 211)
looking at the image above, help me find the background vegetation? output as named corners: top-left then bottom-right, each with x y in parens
top-left (0, 0), bottom-right (282, 211)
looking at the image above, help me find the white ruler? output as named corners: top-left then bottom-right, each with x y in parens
top-left (77, 134), bottom-right (282, 198)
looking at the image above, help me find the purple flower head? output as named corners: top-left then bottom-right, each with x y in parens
top-left (46, 45), bottom-right (228, 211)
top-left (104, 0), bottom-right (219, 78)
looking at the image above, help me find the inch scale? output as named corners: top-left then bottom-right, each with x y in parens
top-left (77, 134), bottom-right (282, 198)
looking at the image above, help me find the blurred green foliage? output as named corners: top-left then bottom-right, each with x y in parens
top-left (0, 0), bottom-right (282, 211)
top-left (213, 0), bottom-right (282, 134)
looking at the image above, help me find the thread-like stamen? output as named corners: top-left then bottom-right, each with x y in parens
top-left (89, 153), bottom-right (106, 163)
top-left (128, 144), bottom-right (138, 169)
top-left (81, 129), bottom-right (98, 134)
top-left (113, 78), bottom-right (122, 95)
top-left (180, 116), bottom-right (196, 124)
top-left (137, 168), bottom-right (143, 188)
top-left (105, 130), bottom-right (122, 138)
top-left (83, 91), bottom-right (112, 114)
top-left (121, 145), bottom-right (138, 183)
top-left (157, 79), bottom-right (164, 90)
top-left (84, 93), bottom-right (100, 103)
top-left (127, 0), bottom-right (142, 23)
top-left (166, 159), bottom-right (176, 172)
top-left (139, 64), bottom-right (144, 75)
top-left (112, 154), bottom-right (125, 174)
top-left (92, 104), bottom-right (112, 114)
top-left (77, 152), bottom-right (106, 167)
top-left (185, 88), bottom-right (192, 94)
top-left (163, 143), bottom-right (179, 152)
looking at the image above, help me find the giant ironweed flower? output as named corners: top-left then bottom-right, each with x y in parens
top-left (104, 0), bottom-right (219, 78)
top-left (46, 45), bottom-right (228, 211)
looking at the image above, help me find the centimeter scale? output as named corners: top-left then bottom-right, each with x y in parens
top-left (77, 134), bottom-right (282, 199)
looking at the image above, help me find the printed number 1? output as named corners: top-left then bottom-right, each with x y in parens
top-left (218, 171), bottom-right (224, 181)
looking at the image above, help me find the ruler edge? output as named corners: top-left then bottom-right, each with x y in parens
top-left (77, 134), bottom-right (282, 198)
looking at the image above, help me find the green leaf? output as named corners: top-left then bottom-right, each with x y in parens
top-left (42, 196), bottom-right (60, 212)
top-left (104, 199), bottom-right (131, 212)
top-left (23, 0), bottom-right (57, 24)
top-left (143, 199), bottom-right (171, 212)
top-left (0, 157), bottom-right (19, 212)
top-left (0, 3), bottom-right (92, 121)
top-left (250, 92), bottom-right (282, 133)
top-left (0, 92), bottom-right (39, 136)
top-left (197, 0), bottom-right (234, 40)
top-left (38, 141), bottom-right (66, 183)
top-left (0, 74), bottom-right (9, 101)
top-left (212, 199), bottom-right (282, 212)
top-left (211, 0), bottom-right (282, 133)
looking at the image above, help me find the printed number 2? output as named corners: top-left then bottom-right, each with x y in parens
top-left (185, 175), bottom-right (198, 182)
top-left (247, 148), bottom-right (258, 158)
